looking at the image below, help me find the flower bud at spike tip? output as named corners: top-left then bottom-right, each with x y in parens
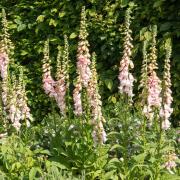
top-left (73, 6), bottom-right (92, 116)
top-left (160, 39), bottom-right (173, 130)
top-left (118, 8), bottom-right (134, 101)
top-left (87, 53), bottom-right (106, 145)
top-left (42, 40), bottom-right (57, 98)
top-left (142, 26), bottom-right (162, 126)
top-left (55, 37), bottom-right (69, 116)
top-left (76, 6), bottom-right (91, 88)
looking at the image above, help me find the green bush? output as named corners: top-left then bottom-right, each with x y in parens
top-left (0, 0), bottom-right (179, 124)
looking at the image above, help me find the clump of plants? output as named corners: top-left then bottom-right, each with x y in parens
top-left (0, 5), bottom-right (179, 180)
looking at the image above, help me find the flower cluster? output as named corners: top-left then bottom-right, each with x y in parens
top-left (73, 75), bottom-right (83, 116)
top-left (0, 10), bottom-right (32, 131)
top-left (143, 26), bottom-right (162, 125)
top-left (42, 40), bottom-right (57, 98)
top-left (7, 75), bottom-right (21, 130)
top-left (164, 153), bottom-right (177, 172)
top-left (17, 69), bottom-right (32, 126)
top-left (42, 36), bottom-right (69, 115)
top-left (0, 9), bottom-right (11, 110)
top-left (7, 70), bottom-right (33, 131)
top-left (88, 53), bottom-right (106, 144)
top-left (73, 6), bottom-right (91, 115)
top-left (0, 50), bottom-right (9, 79)
top-left (77, 6), bottom-right (91, 87)
top-left (0, 48), bottom-right (9, 108)
top-left (139, 41), bottom-right (148, 105)
top-left (55, 36), bottom-right (69, 115)
top-left (118, 8), bottom-right (134, 100)
top-left (160, 40), bottom-right (173, 130)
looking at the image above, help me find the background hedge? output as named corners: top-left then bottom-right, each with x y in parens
top-left (0, 0), bottom-right (179, 125)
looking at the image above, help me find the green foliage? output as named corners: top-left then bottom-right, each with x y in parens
top-left (40, 111), bottom-right (111, 179)
top-left (0, 99), bottom-right (179, 179)
top-left (0, 0), bottom-right (179, 124)
top-left (0, 134), bottom-right (45, 179)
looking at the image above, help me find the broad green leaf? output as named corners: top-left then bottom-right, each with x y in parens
top-left (29, 167), bottom-right (42, 180)
top-left (49, 19), bottom-right (57, 27)
top-left (110, 144), bottom-right (122, 151)
top-left (103, 170), bottom-right (117, 179)
top-left (51, 8), bottom-right (58, 13)
top-left (69, 32), bottom-right (77, 39)
top-left (59, 12), bottom-right (66, 18)
top-left (20, 50), bottom-right (28, 56)
top-left (120, 0), bottom-right (129, 7)
top-left (111, 96), bottom-right (116, 103)
top-left (133, 153), bottom-right (146, 163)
top-left (17, 24), bottom-right (26, 31)
top-left (88, 9), bottom-right (96, 17)
top-left (36, 15), bottom-right (45, 23)
top-left (108, 158), bottom-right (121, 164)
top-left (105, 79), bottom-right (113, 90)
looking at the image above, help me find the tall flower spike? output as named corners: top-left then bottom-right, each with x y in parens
top-left (17, 68), bottom-right (32, 127)
top-left (88, 53), bottom-right (106, 144)
top-left (139, 41), bottom-right (148, 88)
top-left (73, 6), bottom-right (92, 116)
top-left (118, 8), bottom-right (134, 100)
top-left (73, 74), bottom-right (83, 116)
top-left (55, 46), bottom-right (67, 115)
top-left (42, 40), bottom-right (56, 98)
top-left (1, 9), bottom-right (14, 56)
top-left (160, 39), bottom-right (173, 130)
top-left (76, 6), bottom-right (91, 87)
top-left (148, 26), bottom-right (158, 73)
top-left (139, 41), bottom-right (149, 106)
top-left (0, 9), bottom-right (10, 82)
top-left (0, 31), bottom-right (9, 112)
top-left (0, 48), bottom-right (9, 80)
top-left (7, 75), bottom-right (21, 131)
top-left (63, 35), bottom-right (70, 84)
top-left (143, 26), bottom-right (162, 125)
top-left (0, 9), bottom-right (14, 116)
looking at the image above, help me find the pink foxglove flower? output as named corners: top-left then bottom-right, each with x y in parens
top-left (0, 48), bottom-right (9, 110)
top-left (8, 77), bottom-right (22, 131)
top-left (0, 51), bottom-right (9, 79)
top-left (139, 41), bottom-right (148, 105)
top-left (87, 53), bottom-right (106, 144)
top-left (1, 79), bottom-right (8, 108)
top-left (147, 71), bottom-right (162, 108)
top-left (143, 105), bottom-right (154, 122)
top-left (118, 8), bottom-right (134, 99)
top-left (0, 9), bottom-right (14, 80)
top-left (17, 70), bottom-right (33, 127)
top-left (76, 6), bottom-right (91, 87)
top-left (92, 121), bottom-right (107, 145)
top-left (160, 41), bottom-right (173, 130)
top-left (142, 26), bottom-right (162, 125)
top-left (55, 76), bottom-right (67, 115)
top-left (164, 153), bottom-right (177, 172)
top-left (43, 75), bottom-right (57, 98)
top-left (42, 40), bottom-right (57, 98)
top-left (0, 132), bottom-right (7, 138)
top-left (73, 7), bottom-right (92, 115)
top-left (0, 9), bottom-right (30, 130)
top-left (73, 75), bottom-right (83, 116)
top-left (55, 36), bottom-right (69, 115)
top-left (42, 36), bottom-right (70, 116)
